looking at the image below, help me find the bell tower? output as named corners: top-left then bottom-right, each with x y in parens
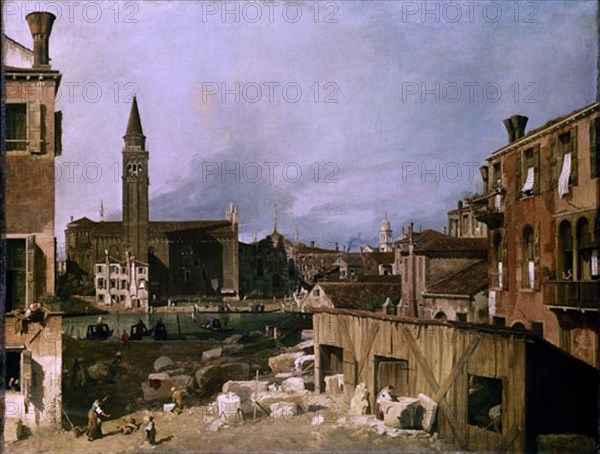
top-left (122, 96), bottom-right (149, 262)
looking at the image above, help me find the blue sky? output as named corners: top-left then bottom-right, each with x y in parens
top-left (3, 0), bottom-right (597, 251)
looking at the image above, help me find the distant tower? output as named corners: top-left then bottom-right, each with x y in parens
top-left (122, 97), bottom-right (149, 262)
top-left (379, 212), bottom-right (393, 252)
top-left (99, 200), bottom-right (104, 222)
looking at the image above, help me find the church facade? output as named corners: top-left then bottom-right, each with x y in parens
top-left (65, 98), bottom-right (239, 302)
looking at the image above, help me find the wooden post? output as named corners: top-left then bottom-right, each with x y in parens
top-left (176, 314), bottom-right (181, 339)
top-left (253, 369), bottom-right (259, 420)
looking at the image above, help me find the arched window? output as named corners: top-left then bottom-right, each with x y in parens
top-left (576, 217), bottom-right (592, 280)
top-left (434, 311), bottom-right (447, 320)
top-left (558, 220), bottom-right (573, 279)
top-left (522, 226), bottom-right (535, 289)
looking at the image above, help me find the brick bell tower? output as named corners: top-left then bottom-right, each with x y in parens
top-left (122, 96), bottom-right (149, 262)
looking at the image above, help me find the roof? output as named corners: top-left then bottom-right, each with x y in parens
top-left (312, 281), bottom-right (401, 312)
top-left (416, 237), bottom-right (487, 254)
top-left (66, 218), bottom-right (232, 237)
top-left (489, 103), bottom-right (599, 159)
top-left (125, 96), bottom-right (144, 136)
top-left (396, 229), bottom-right (445, 244)
top-left (334, 253), bottom-right (363, 267)
top-left (424, 260), bottom-right (488, 297)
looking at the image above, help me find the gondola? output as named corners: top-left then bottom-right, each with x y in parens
top-left (196, 317), bottom-right (233, 333)
top-left (153, 321), bottom-right (167, 340)
top-left (85, 323), bottom-right (113, 340)
top-left (129, 323), bottom-right (154, 340)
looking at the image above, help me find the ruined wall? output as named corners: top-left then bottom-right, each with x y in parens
top-left (4, 314), bottom-right (62, 426)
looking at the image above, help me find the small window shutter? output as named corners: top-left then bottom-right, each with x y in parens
top-left (534, 144), bottom-right (541, 194)
top-left (515, 153), bottom-right (522, 199)
top-left (515, 226), bottom-right (522, 288)
top-left (570, 127), bottom-right (578, 185)
top-left (591, 118), bottom-right (599, 179)
top-left (550, 136), bottom-right (558, 189)
top-left (502, 228), bottom-right (509, 290)
top-left (54, 111), bottom-right (62, 156)
top-left (27, 102), bottom-right (44, 154)
top-left (534, 223), bottom-right (541, 290)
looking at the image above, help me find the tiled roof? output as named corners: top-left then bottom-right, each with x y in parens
top-left (395, 229), bottom-right (445, 244)
top-left (316, 281), bottom-right (401, 311)
top-left (424, 260), bottom-right (488, 296)
top-left (66, 218), bottom-right (232, 237)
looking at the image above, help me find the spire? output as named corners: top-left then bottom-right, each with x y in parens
top-left (99, 200), bottom-right (104, 222)
top-left (123, 96), bottom-right (146, 147)
top-left (294, 225), bottom-right (299, 244)
top-left (273, 206), bottom-right (278, 234)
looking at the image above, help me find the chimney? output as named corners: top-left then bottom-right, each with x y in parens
top-left (26, 12), bottom-right (56, 68)
top-left (503, 115), bottom-right (528, 143)
top-left (511, 115), bottom-right (528, 141)
top-left (310, 241), bottom-right (315, 248)
top-left (335, 241), bottom-right (339, 252)
top-left (480, 166), bottom-right (489, 190)
top-left (443, 226), bottom-right (447, 235)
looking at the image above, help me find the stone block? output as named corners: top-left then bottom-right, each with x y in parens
top-left (202, 347), bottom-right (223, 362)
top-left (222, 380), bottom-right (269, 402)
top-left (381, 398), bottom-right (422, 429)
top-left (281, 377), bottom-right (305, 392)
top-left (268, 352), bottom-right (304, 373)
top-left (195, 362), bottom-right (250, 397)
top-left (324, 374), bottom-right (344, 395)
top-left (153, 356), bottom-right (175, 372)
top-left (418, 393), bottom-right (438, 433)
top-left (270, 402), bottom-right (298, 419)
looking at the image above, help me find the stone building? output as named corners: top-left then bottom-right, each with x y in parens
top-left (94, 252), bottom-right (149, 309)
top-left (65, 99), bottom-right (239, 300)
top-left (3, 12), bottom-right (64, 436)
top-left (469, 104), bottom-right (599, 367)
top-left (447, 200), bottom-right (487, 238)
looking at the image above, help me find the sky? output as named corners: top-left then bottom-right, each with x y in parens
top-left (3, 0), bottom-right (597, 253)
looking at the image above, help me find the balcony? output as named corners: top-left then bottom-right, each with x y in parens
top-left (543, 281), bottom-right (600, 311)
top-left (467, 189), bottom-right (505, 229)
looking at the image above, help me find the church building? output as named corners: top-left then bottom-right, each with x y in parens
top-left (65, 98), bottom-right (239, 302)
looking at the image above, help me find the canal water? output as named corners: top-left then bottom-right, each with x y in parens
top-left (63, 311), bottom-right (310, 341)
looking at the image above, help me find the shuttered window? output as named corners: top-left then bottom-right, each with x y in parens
top-left (6, 104), bottom-right (27, 151)
top-left (590, 118), bottom-right (599, 179)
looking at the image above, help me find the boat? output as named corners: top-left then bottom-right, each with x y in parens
top-left (197, 317), bottom-right (233, 333)
top-left (153, 320), bottom-right (167, 340)
top-left (129, 322), bottom-right (154, 340)
top-left (85, 323), bottom-right (113, 340)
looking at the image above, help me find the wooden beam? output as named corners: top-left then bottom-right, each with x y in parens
top-left (356, 324), bottom-right (380, 380)
top-left (433, 337), bottom-right (480, 403)
top-left (496, 425), bottom-right (520, 452)
top-left (403, 327), bottom-right (468, 449)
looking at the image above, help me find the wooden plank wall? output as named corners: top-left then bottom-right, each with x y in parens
top-left (314, 311), bottom-right (526, 452)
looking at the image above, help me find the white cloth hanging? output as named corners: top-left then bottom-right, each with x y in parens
top-left (521, 167), bottom-right (535, 193)
top-left (558, 152), bottom-right (571, 198)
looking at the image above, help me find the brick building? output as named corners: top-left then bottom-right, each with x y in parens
top-left (469, 103), bottom-right (599, 367)
top-left (2, 12), bottom-right (64, 436)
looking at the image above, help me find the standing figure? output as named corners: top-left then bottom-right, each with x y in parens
top-left (86, 396), bottom-right (111, 441)
top-left (144, 415), bottom-right (156, 445)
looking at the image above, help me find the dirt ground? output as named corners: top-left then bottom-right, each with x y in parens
top-left (6, 336), bottom-right (459, 453)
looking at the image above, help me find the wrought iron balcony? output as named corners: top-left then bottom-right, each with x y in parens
top-left (543, 280), bottom-right (600, 311)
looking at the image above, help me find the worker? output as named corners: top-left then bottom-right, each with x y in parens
top-left (171, 387), bottom-right (188, 414)
top-left (375, 385), bottom-right (397, 420)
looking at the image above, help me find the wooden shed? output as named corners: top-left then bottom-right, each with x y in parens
top-left (313, 308), bottom-right (597, 452)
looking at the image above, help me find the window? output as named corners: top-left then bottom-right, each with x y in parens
top-left (468, 375), bottom-right (503, 433)
top-left (6, 104), bottom-right (27, 151)
top-left (256, 258), bottom-right (264, 277)
top-left (558, 220), bottom-right (573, 279)
top-left (492, 162), bottom-right (502, 189)
top-left (576, 217), bottom-right (593, 280)
top-left (517, 147), bottom-right (539, 197)
top-left (5, 351), bottom-right (22, 392)
top-left (492, 233), bottom-right (504, 289)
top-left (183, 269), bottom-right (190, 283)
top-left (492, 316), bottom-right (505, 327)
top-left (456, 313), bottom-right (468, 322)
top-left (110, 265), bottom-right (119, 274)
top-left (551, 129), bottom-right (578, 190)
top-left (531, 322), bottom-right (544, 338)
top-left (590, 118), bottom-right (599, 179)
top-left (96, 265), bottom-right (104, 274)
top-left (6, 239), bottom-right (26, 312)
top-left (121, 280), bottom-right (127, 290)
top-left (110, 279), bottom-right (117, 289)
top-left (97, 278), bottom-right (105, 289)
top-left (521, 226), bottom-right (536, 289)
top-left (313, 288), bottom-right (320, 297)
